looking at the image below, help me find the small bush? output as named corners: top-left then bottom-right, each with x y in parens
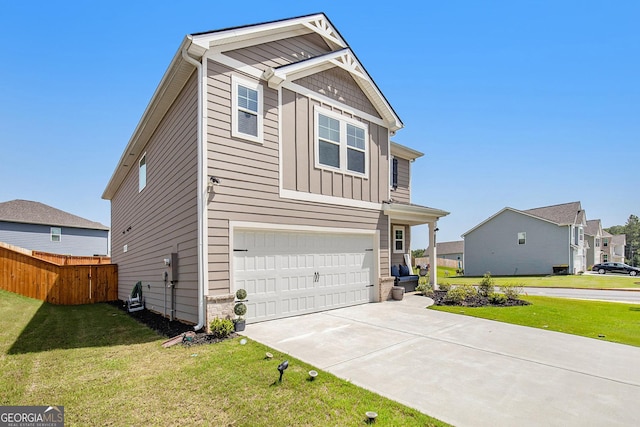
top-left (416, 282), bottom-right (434, 297)
top-left (234, 302), bottom-right (247, 317)
top-left (478, 272), bottom-right (495, 297)
top-left (444, 284), bottom-right (477, 304)
top-left (488, 293), bottom-right (507, 305)
top-left (500, 283), bottom-right (524, 300)
top-left (438, 282), bottom-right (451, 292)
top-left (209, 317), bottom-right (234, 338)
top-left (235, 289), bottom-right (247, 300)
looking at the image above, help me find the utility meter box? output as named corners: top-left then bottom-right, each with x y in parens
top-left (168, 252), bottom-right (178, 283)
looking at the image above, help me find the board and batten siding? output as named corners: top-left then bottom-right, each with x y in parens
top-left (205, 53), bottom-right (391, 295)
top-left (464, 210), bottom-right (570, 276)
top-left (111, 73), bottom-right (200, 324)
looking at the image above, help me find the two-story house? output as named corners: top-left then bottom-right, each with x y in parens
top-left (463, 201), bottom-right (587, 276)
top-left (601, 232), bottom-right (626, 263)
top-left (585, 219), bottom-right (605, 268)
top-left (102, 14), bottom-right (448, 328)
top-left (0, 199), bottom-right (109, 256)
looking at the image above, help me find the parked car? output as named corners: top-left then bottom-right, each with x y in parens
top-left (592, 262), bottom-right (639, 276)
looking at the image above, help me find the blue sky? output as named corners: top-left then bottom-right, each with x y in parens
top-left (1, 1), bottom-right (638, 248)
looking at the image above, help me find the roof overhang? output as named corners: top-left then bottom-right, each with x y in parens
top-left (391, 141), bottom-right (423, 161)
top-left (383, 202), bottom-right (449, 226)
top-left (262, 48), bottom-right (403, 132)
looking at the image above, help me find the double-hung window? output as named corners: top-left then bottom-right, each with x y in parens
top-left (517, 232), bottom-right (526, 245)
top-left (51, 227), bottom-right (61, 242)
top-left (232, 75), bottom-right (263, 143)
top-left (315, 107), bottom-right (368, 176)
top-left (393, 226), bottom-right (405, 253)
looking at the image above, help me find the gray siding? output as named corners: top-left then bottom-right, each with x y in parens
top-left (295, 67), bottom-right (380, 118)
top-left (205, 56), bottom-right (391, 295)
top-left (390, 157), bottom-right (410, 204)
top-left (280, 88), bottom-right (389, 203)
top-left (390, 224), bottom-right (410, 269)
top-left (464, 210), bottom-right (570, 276)
top-left (226, 33), bottom-right (331, 71)
top-left (0, 221), bottom-right (108, 256)
top-left (111, 73), bottom-right (199, 324)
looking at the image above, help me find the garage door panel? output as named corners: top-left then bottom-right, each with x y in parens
top-left (234, 229), bottom-right (375, 323)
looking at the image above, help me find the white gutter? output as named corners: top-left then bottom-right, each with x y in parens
top-left (181, 43), bottom-right (207, 331)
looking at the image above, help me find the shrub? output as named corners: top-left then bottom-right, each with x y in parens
top-left (444, 284), bottom-right (477, 304)
top-left (235, 289), bottom-right (247, 300)
top-left (209, 317), bottom-right (234, 338)
top-left (478, 272), bottom-right (495, 297)
top-left (488, 292), bottom-right (507, 305)
top-left (234, 302), bottom-right (247, 317)
top-left (438, 282), bottom-right (451, 292)
top-left (416, 282), bottom-right (434, 297)
top-left (500, 283), bottom-right (524, 300)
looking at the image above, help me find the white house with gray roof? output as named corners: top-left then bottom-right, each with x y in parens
top-left (462, 201), bottom-right (587, 276)
top-left (0, 200), bottom-right (109, 256)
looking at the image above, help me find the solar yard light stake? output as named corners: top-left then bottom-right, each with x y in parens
top-left (277, 360), bottom-right (289, 382)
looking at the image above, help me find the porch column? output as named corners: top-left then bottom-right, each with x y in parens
top-left (429, 221), bottom-right (438, 289)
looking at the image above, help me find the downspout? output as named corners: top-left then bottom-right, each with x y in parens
top-left (182, 44), bottom-right (207, 331)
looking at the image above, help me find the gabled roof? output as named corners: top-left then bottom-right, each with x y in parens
top-left (391, 141), bottom-right (423, 161)
top-left (611, 234), bottom-right (626, 246)
top-left (585, 219), bottom-right (603, 237)
top-left (523, 201), bottom-right (585, 226)
top-left (0, 200), bottom-right (109, 230)
top-left (462, 202), bottom-right (586, 237)
top-left (103, 13), bottom-right (403, 200)
top-left (426, 240), bottom-right (464, 255)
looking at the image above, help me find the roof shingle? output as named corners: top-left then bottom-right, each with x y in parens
top-left (0, 200), bottom-right (109, 230)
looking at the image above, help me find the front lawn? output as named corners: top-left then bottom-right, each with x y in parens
top-left (0, 290), bottom-right (447, 426)
top-left (434, 269), bottom-right (640, 289)
top-left (430, 295), bottom-right (640, 347)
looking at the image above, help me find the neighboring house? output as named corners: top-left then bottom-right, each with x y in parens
top-left (585, 219), bottom-right (605, 268)
top-left (602, 233), bottom-right (626, 263)
top-left (0, 199), bottom-right (109, 256)
top-left (463, 201), bottom-right (587, 276)
top-left (102, 14), bottom-right (448, 328)
top-left (424, 240), bottom-right (464, 267)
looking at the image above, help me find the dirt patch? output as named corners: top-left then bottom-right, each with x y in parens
top-left (110, 301), bottom-right (237, 346)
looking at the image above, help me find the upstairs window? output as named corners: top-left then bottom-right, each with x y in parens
top-left (315, 107), bottom-right (368, 177)
top-left (517, 232), bottom-right (526, 245)
top-left (139, 153), bottom-right (147, 193)
top-left (390, 156), bottom-right (398, 189)
top-left (603, 238), bottom-right (608, 247)
top-left (595, 238), bottom-right (600, 247)
top-left (232, 75), bottom-right (263, 143)
top-left (51, 227), bottom-right (61, 242)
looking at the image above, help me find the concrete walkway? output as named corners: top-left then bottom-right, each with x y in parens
top-left (242, 294), bottom-right (640, 426)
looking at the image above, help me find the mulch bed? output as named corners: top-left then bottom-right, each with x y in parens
top-left (430, 290), bottom-right (531, 307)
top-left (109, 300), bottom-right (238, 346)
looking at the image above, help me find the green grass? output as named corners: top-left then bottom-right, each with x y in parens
top-left (430, 295), bottom-right (640, 347)
top-left (435, 269), bottom-right (640, 289)
top-left (0, 290), bottom-right (448, 426)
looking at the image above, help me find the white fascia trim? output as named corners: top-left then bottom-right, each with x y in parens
top-left (391, 141), bottom-right (424, 161)
top-left (279, 188), bottom-right (383, 211)
top-left (230, 220), bottom-right (378, 235)
top-left (205, 51), bottom-right (264, 79)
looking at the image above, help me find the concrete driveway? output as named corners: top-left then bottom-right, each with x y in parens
top-left (242, 294), bottom-right (640, 426)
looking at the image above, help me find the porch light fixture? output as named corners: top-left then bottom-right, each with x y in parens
top-left (207, 176), bottom-right (221, 193)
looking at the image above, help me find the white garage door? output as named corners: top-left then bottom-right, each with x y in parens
top-left (233, 229), bottom-right (376, 323)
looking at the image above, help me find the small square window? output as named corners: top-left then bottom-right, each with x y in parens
top-left (517, 232), bottom-right (526, 245)
top-left (51, 227), bottom-right (61, 242)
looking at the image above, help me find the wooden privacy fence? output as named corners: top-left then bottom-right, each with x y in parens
top-left (0, 244), bottom-right (117, 305)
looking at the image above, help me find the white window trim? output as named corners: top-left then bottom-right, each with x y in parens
top-left (51, 227), bottom-right (61, 242)
top-left (138, 153), bottom-right (147, 193)
top-left (314, 106), bottom-right (368, 178)
top-left (517, 232), bottom-right (526, 245)
top-left (231, 74), bottom-right (263, 144)
top-left (393, 225), bottom-right (405, 254)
